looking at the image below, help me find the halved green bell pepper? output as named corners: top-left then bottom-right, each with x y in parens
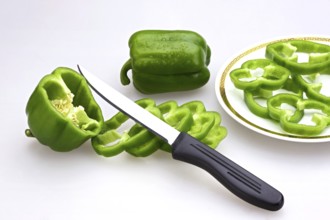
top-left (25, 67), bottom-right (104, 152)
top-left (120, 30), bottom-right (211, 94)
top-left (266, 40), bottom-right (330, 74)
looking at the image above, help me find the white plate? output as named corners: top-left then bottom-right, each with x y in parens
top-left (215, 36), bottom-right (330, 143)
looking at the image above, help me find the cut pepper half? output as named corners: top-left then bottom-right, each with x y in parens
top-left (25, 67), bottom-right (104, 152)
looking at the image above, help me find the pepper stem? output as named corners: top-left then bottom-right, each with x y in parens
top-left (25, 129), bottom-right (34, 137)
top-left (120, 59), bottom-right (132, 85)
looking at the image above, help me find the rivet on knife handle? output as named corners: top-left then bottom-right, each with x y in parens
top-left (172, 132), bottom-right (284, 211)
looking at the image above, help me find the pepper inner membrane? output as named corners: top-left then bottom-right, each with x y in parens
top-left (44, 77), bottom-right (99, 131)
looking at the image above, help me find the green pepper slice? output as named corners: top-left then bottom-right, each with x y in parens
top-left (25, 67), bottom-right (104, 152)
top-left (157, 101), bottom-right (194, 153)
top-left (92, 98), bottom-right (227, 157)
top-left (92, 98), bottom-right (160, 157)
top-left (266, 40), bottom-right (330, 74)
top-left (244, 78), bottom-right (303, 119)
top-left (292, 72), bottom-right (330, 105)
top-left (180, 101), bottom-right (216, 140)
top-left (200, 112), bottom-right (227, 148)
top-left (267, 93), bottom-right (330, 136)
top-left (230, 59), bottom-right (290, 91)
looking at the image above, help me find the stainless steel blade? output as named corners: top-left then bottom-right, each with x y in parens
top-left (77, 65), bottom-right (180, 145)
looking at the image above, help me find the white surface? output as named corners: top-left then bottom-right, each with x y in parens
top-left (215, 37), bottom-right (330, 143)
top-left (1, 0), bottom-right (330, 219)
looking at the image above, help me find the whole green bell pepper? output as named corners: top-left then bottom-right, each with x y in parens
top-left (25, 67), bottom-right (104, 152)
top-left (266, 40), bottom-right (330, 74)
top-left (120, 30), bottom-right (211, 94)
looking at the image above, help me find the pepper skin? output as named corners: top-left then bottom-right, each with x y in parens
top-left (120, 30), bottom-right (211, 94)
top-left (25, 67), bottom-right (104, 152)
top-left (266, 40), bottom-right (330, 74)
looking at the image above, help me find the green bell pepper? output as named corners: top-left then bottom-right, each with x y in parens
top-left (25, 67), bottom-right (104, 152)
top-left (120, 30), bottom-right (211, 94)
top-left (230, 59), bottom-right (290, 91)
top-left (266, 40), bottom-right (330, 74)
top-left (267, 93), bottom-right (330, 136)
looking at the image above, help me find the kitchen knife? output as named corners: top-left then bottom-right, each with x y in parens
top-left (77, 65), bottom-right (284, 211)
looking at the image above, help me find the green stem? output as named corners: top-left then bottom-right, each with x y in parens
top-left (25, 129), bottom-right (34, 137)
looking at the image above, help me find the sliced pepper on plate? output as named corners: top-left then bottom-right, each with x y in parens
top-left (291, 71), bottom-right (330, 105)
top-left (230, 59), bottom-right (291, 91)
top-left (243, 78), bottom-right (303, 119)
top-left (25, 67), bottom-right (104, 152)
top-left (267, 93), bottom-right (330, 136)
top-left (120, 30), bottom-right (211, 94)
top-left (266, 40), bottom-right (330, 74)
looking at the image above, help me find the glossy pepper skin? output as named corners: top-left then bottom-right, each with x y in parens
top-left (266, 40), bottom-right (330, 74)
top-left (120, 30), bottom-right (211, 94)
top-left (25, 67), bottom-right (104, 152)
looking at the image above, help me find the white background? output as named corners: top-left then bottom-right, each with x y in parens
top-left (1, 0), bottom-right (330, 219)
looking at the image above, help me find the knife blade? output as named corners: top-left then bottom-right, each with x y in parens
top-left (77, 65), bottom-right (284, 211)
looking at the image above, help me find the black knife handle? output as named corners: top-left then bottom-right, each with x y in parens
top-left (171, 132), bottom-right (284, 211)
